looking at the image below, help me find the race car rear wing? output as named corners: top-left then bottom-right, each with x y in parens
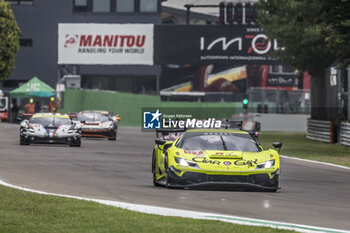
top-left (155, 128), bottom-right (187, 138)
top-left (68, 112), bottom-right (78, 120)
top-left (16, 113), bottom-right (34, 123)
top-left (221, 120), bottom-right (243, 130)
top-left (155, 120), bottom-right (244, 137)
top-left (69, 111), bottom-right (121, 121)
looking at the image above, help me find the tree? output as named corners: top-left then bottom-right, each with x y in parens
top-left (0, 0), bottom-right (20, 81)
top-left (257, 0), bottom-right (338, 76)
top-left (319, 0), bottom-right (350, 67)
top-left (257, 0), bottom-right (349, 120)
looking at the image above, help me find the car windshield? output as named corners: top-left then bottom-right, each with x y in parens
top-left (77, 112), bottom-right (109, 122)
top-left (29, 117), bottom-right (72, 127)
top-left (0, 98), bottom-right (6, 108)
top-left (177, 132), bottom-right (260, 152)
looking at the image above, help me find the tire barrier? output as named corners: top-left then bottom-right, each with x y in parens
top-left (340, 121), bottom-right (350, 146)
top-left (306, 118), bottom-right (334, 143)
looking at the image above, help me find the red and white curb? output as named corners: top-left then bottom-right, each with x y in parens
top-left (0, 179), bottom-right (348, 233)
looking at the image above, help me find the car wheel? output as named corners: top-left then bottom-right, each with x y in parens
top-left (164, 155), bottom-right (173, 188)
top-left (262, 187), bottom-right (278, 192)
top-left (108, 131), bottom-right (117, 141)
top-left (152, 150), bottom-right (161, 187)
top-left (165, 170), bottom-right (174, 189)
top-left (70, 138), bottom-right (81, 147)
top-left (153, 172), bottom-right (161, 187)
top-left (19, 135), bottom-right (30, 145)
top-left (263, 177), bottom-right (279, 192)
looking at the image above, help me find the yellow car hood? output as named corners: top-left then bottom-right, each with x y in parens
top-left (174, 149), bottom-right (277, 172)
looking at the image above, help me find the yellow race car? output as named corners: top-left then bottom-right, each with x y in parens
top-left (152, 128), bottom-right (281, 191)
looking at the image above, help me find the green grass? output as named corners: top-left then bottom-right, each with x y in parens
top-left (259, 132), bottom-right (350, 167)
top-left (0, 185), bottom-right (293, 233)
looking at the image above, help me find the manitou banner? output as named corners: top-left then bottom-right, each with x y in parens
top-left (154, 25), bottom-right (281, 65)
top-left (58, 24), bottom-right (154, 65)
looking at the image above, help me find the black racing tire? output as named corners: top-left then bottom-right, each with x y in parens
top-left (151, 150), bottom-right (155, 173)
top-left (262, 187), bottom-right (278, 192)
top-left (263, 177), bottom-right (279, 192)
top-left (70, 138), bottom-right (81, 147)
top-left (19, 135), bottom-right (30, 145)
top-left (152, 150), bottom-right (161, 187)
top-left (164, 154), bottom-right (173, 188)
top-left (165, 170), bottom-right (175, 189)
top-left (165, 171), bottom-right (170, 188)
top-left (108, 131), bottom-right (117, 141)
top-left (153, 173), bottom-right (161, 187)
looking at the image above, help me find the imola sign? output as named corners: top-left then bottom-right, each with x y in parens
top-left (200, 34), bottom-right (279, 55)
top-left (154, 25), bottom-right (280, 65)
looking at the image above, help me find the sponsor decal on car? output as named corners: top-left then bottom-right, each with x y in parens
top-left (234, 159), bottom-right (258, 166)
top-left (223, 161), bottom-right (232, 166)
top-left (184, 150), bottom-right (204, 156)
top-left (192, 157), bottom-right (221, 166)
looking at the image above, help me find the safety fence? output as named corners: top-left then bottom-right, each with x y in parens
top-left (306, 118), bottom-right (334, 144)
top-left (340, 122), bottom-right (350, 146)
top-left (247, 87), bottom-right (311, 114)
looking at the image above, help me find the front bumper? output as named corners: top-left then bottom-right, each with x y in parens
top-left (81, 129), bottom-right (115, 138)
top-left (21, 133), bottom-right (80, 144)
top-left (167, 166), bottom-right (279, 190)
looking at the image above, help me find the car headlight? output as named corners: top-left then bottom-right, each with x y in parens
top-left (179, 158), bottom-right (189, 166)
top-left (174, 157), bottom-right (198, 168)
top-left (257, 159), bottom-right (275, 169)
top-left (102, 122), bottom-right (113, 129)
top-left (68, 126), bottom-right (77, 133)
top-left (29, 128), bottom-right (35, 133)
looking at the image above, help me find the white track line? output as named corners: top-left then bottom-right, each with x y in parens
top-left (280, 155), bottom-right (350, 170)
top-left (0, 179), bottom-right (348, 233)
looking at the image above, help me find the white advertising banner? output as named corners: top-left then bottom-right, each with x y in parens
top-left (58, 23), bottom-right (154, 65)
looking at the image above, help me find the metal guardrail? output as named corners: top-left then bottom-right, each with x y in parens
top-left (306, 118), bottom-right (334, 143)
top-left (340, 121), bottom-right (350, 146)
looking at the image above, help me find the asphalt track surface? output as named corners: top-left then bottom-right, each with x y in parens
top-left (0, 123), bottom-right (349, 231)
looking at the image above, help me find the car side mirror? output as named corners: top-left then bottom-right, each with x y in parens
top-left (163, 143), bottom-right (173, 151)
top-left (155, 139), bottom-right (166, 146)
top-left (16, 117), bottom-right (23, 123)
top-left (272, 142), bottom-right (282, 152)
top-left (20, 120), bottom-right (28, 128)
top-left (255, 122), bottom-right (261, 131)
top-left (248, 131), bottom-right (255, 138)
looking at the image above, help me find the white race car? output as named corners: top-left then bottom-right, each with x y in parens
top-left (71, 111), bottom-right (120, 141)
top-left (20, 113), bottom-right (81, 147)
